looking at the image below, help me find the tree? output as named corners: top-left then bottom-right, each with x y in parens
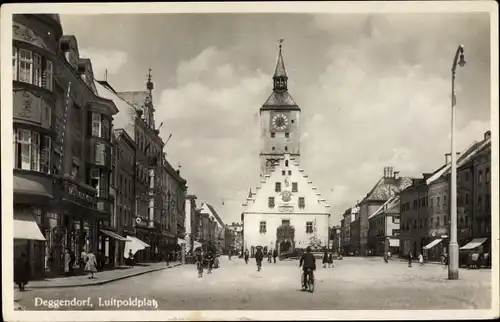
top-left (308, 235), bottom-right (323, 252)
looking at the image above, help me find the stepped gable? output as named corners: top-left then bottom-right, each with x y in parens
top-left (242, 155), bottom-right (330, 211)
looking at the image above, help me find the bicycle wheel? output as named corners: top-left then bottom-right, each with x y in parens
top-left (308, 274), bottom-right (315, 293)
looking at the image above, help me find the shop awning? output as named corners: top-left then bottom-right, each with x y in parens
top-left (177, 238), bottom-right (186, 245)
top-left (14, 214), bottom-right (46, 241)
top-left (124, 236), bottom-right (150, 257)
top-left (460, 238), bottom-right (488, 250)
top-left (389, 239), bottom-right (399, 247)
top-left (423, 239), bottom-right (442, 250)
top-left (100, 229), bottom-right (129, 242)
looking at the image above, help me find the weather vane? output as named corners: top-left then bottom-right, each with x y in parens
top-left (279, 38), bottom-right (285, 49)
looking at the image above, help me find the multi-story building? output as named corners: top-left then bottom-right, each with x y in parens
top-left (399, 176), bottom-right (431, 258)
top-left (241, 44), bottom-right (331, 256)
top-left (183, 194), bottom-right (199, 254)
top-left (341, 206), bottom-right (358, 255)
top-left (339, 218), bottom-right (345, 253)
top-left (12, 14), bottom-right (119, 277)
top-left (349, 219), bottom-right (360, 256)
top-left (226, 222), bottom-right (243, 254)
top-left (329, 226), bottom-right (341, 254)
top-left (367, 195), bottom-right (401, 256)
top-left (358, 167), bottom-right (412, 256)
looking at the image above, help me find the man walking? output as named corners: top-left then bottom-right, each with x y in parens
top-left (408, 250), bottom-right (413, 267)
top-left (273, 249), bottom-right (278, 263)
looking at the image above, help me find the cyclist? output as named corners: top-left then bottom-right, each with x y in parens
top-left (205, 250), bottom-right (214, 274)
top-left (255, 247), bottom-right (264, 271)
top-left (195, 248), bottom-right (204, 278)
top-left (299, 246), bottom-right (316, 288)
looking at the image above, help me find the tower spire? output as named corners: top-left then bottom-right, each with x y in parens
top-left (273, 39), bottom-right (288, 91)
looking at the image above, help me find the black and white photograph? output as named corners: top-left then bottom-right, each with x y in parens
top-left (1, 1), bottom-right (498, 321)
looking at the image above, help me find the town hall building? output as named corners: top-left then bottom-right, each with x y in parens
top-left (241, 43), bottom-right (331, 256)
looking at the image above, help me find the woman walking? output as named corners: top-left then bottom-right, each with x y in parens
top-left (418, 253), bottom-right (424, 266)
top-left (85, 249), bottom-right (98, 279)
top-left (63, 248), bottom-right (72, 276)
top-left (408, 250), bottom-right (413, 267)
top-left (328, 252), bottom-right (334, 268)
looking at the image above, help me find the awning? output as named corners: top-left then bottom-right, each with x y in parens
top-left (100, 229), bottom-right (129, 241)
top-left (460, 238), bottom-right (488, 250)
top-left (423, 239), bottom-right (442, 250)
top-left (124, 235), bottom-right (150, 257)
top-left (177, 238), bottom-right (186, 245)
top-left (14, 214), bottom-right (46, 241)
top-left (389, 239), bottom-right (399, 247)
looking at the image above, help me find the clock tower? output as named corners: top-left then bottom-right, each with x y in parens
top-left (259, 42), bottom-right (301, 176)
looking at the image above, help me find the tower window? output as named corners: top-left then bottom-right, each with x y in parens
top-left (285, 133), bottom-right (289, 138)
top-left (285, 146), bottom-right (288, 151)
top-left (272, 146), bottom-right (275, 151)
top-left (271, 133), bottom-right (275, 138)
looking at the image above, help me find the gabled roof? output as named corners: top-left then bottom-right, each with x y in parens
top-left (204, 203), bottom-right (225, 227)
top-left (363, 176), bottom-right (412, 202)
top-left (261, 91), bottom-right (300, 110)
top-left (426, 138), bottom-right (488, 185)
top-left (368, 195), bottom-right (400, 220)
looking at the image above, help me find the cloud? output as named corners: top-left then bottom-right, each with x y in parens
top-left (79, 48), bottom-right (129, 79)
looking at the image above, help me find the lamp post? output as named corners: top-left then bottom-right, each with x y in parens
top-left (449, 45), bottom-right (466, 280)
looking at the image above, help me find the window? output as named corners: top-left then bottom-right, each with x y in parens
top-left (284, 146), bottom-right (288, 151)
top-left (268, 197), bottom-right (275, 208)
top-left (95, 142), bottom-right (106, 165)
top-left (259, 221), bottom-right (266, 234)
top-left (306, 222), bottom-right (313, 234)
top-left (430, 198), bottom-right (434, 208)
top-left (298, 197), bottom-right (305, 208)
top-left (414, 220), bottom-right (417, 229)
top-left (282, 219), bottom-right (290, 226)
top-left (425, 218), bottom-right (428, 227)
top-left (15, 129), bottom-right (51, 173)
top-left (102, 117), bottom-right (110, 140)
top-left (486, 168), bottom-right (490, 183)
top-left (272, 146), bottom-right (275, 151)
top-left (33, 53), bottom-right (42, 86)
top-left (465, 193), bottom-right (469, 205)
top-left (465, 172), bottom-right (469, 181)
top-left (13, 47), bottom-right (18, 80)
top-left (92, 113), bottom-right (101, 137)
top-left (282, 170), bottom-right (286, 176)
top-left (275, 182), bottom-right (281, 192)
top-left (419, 219), bottom-right (422, 228)
top-left (443, 194), bottom-right (447, 208)
top-left (18, 49), bottom-right (33, 83)
top-left (271, 133), bottom-right (275, 138)
top-left (436, 216), bottom-right (440, 227)
top-left (285, 160), bottom-right (289, 167)
top-left (413, 200), bottom-right (417, 209)
top-left (477, 196), bottom-right (482, 209)
top-left (292, 182), bottom-right (298, 192)
top-left (288, 170), bottom-right (292, 175)
top-left (392, 229), bottom-right (400, 237)
top-left (40, 137), bottom-right (51, 173)
top-left (31, 132), bottom-right (40, 171)
top-left (478, 170), bottom-right (483, 183)
top-left (43, 104), bottom-right (52, 126)
top-left (437, 197), bottom-right (441, 208)
top-left (44, 60), bottom-right (53, 90)
top-left (285, 133), bottom-right (289, 138)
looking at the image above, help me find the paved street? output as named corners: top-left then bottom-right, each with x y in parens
top-left (14, 256), bottom-right (491, 310)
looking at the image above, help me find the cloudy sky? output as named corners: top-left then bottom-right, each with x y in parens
top-left (60, 12), bottom-right (491, 225)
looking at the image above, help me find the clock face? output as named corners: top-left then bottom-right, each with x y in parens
top-left (272, 113), bottom-right (289, 131)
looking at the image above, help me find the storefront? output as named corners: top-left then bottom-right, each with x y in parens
top-left (99, 227), bottom-right (129, 269)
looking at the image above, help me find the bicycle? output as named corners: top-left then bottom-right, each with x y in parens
top-left (197, 262), bottom-right (203, 278)
top-left (301, 268), bottom-right (315, 293)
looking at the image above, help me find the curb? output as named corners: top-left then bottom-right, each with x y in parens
top-left (28, 263), bottom-right (182, 289)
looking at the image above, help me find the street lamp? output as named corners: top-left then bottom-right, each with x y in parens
top-left (449, 45), bottom-right (466, 280)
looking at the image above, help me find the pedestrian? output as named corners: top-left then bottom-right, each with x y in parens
top-left (408, 250), bottom-right (413, 267)
top-left (273, 249), bottom-right (278, 264)
top-left (418, 253), bottom-right (424, 266)
top-left (80, 248), bottom-right (88, 274)
top-left (68, 248), bottom-right (76, 275)
top-left (126, 249), bottom-right (134, 268)
top-left (165, 251), bottom-right (170, 267)
top-left (244, 249), bottom-right (249, 264)
top-left (228, 250), bottom-right (232, 260)
top-left (268, 250), bottom-right (272, 263)
top-left (328, 252), bottom-right (334, 268)
top-left (443, 253), bottom-right (449, 269)
top-left (388, 251), bottom-right (391, 260)
top-left (14, 253), bottom-right (31, 292)
top-left (322, 249), bottom-right (328, 268)
top-left (85, 249), bottom-right (98, 279)
top-left (63, 248), bottom-right (72, 276)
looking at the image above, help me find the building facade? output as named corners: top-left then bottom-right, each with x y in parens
top-left (242, 44), bottom-right (331, 257)
top-left (12, 14), bottom-right (119, 277)
top-left (368, 196), bottom-right (401, 256)
top-left (358, 167), bottom-right (412, 256)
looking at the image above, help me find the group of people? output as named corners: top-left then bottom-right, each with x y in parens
top-left (321, 249), bottom-right (335, 268)
top-left (65, 247), bottom-right (98, 278)
top-left (194, 248), bottom-right (217, 277)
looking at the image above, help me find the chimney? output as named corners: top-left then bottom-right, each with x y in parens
top-left (388, 167), bottom-right (394, 178)
top-left (445, 153), bottom-right (451, 165)
top-left (484, 130), bottom-right (491, 140)
top-left (394, 171), bottom-right (400, 180)
top-left (383, 167), bottom-right (387, 178)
